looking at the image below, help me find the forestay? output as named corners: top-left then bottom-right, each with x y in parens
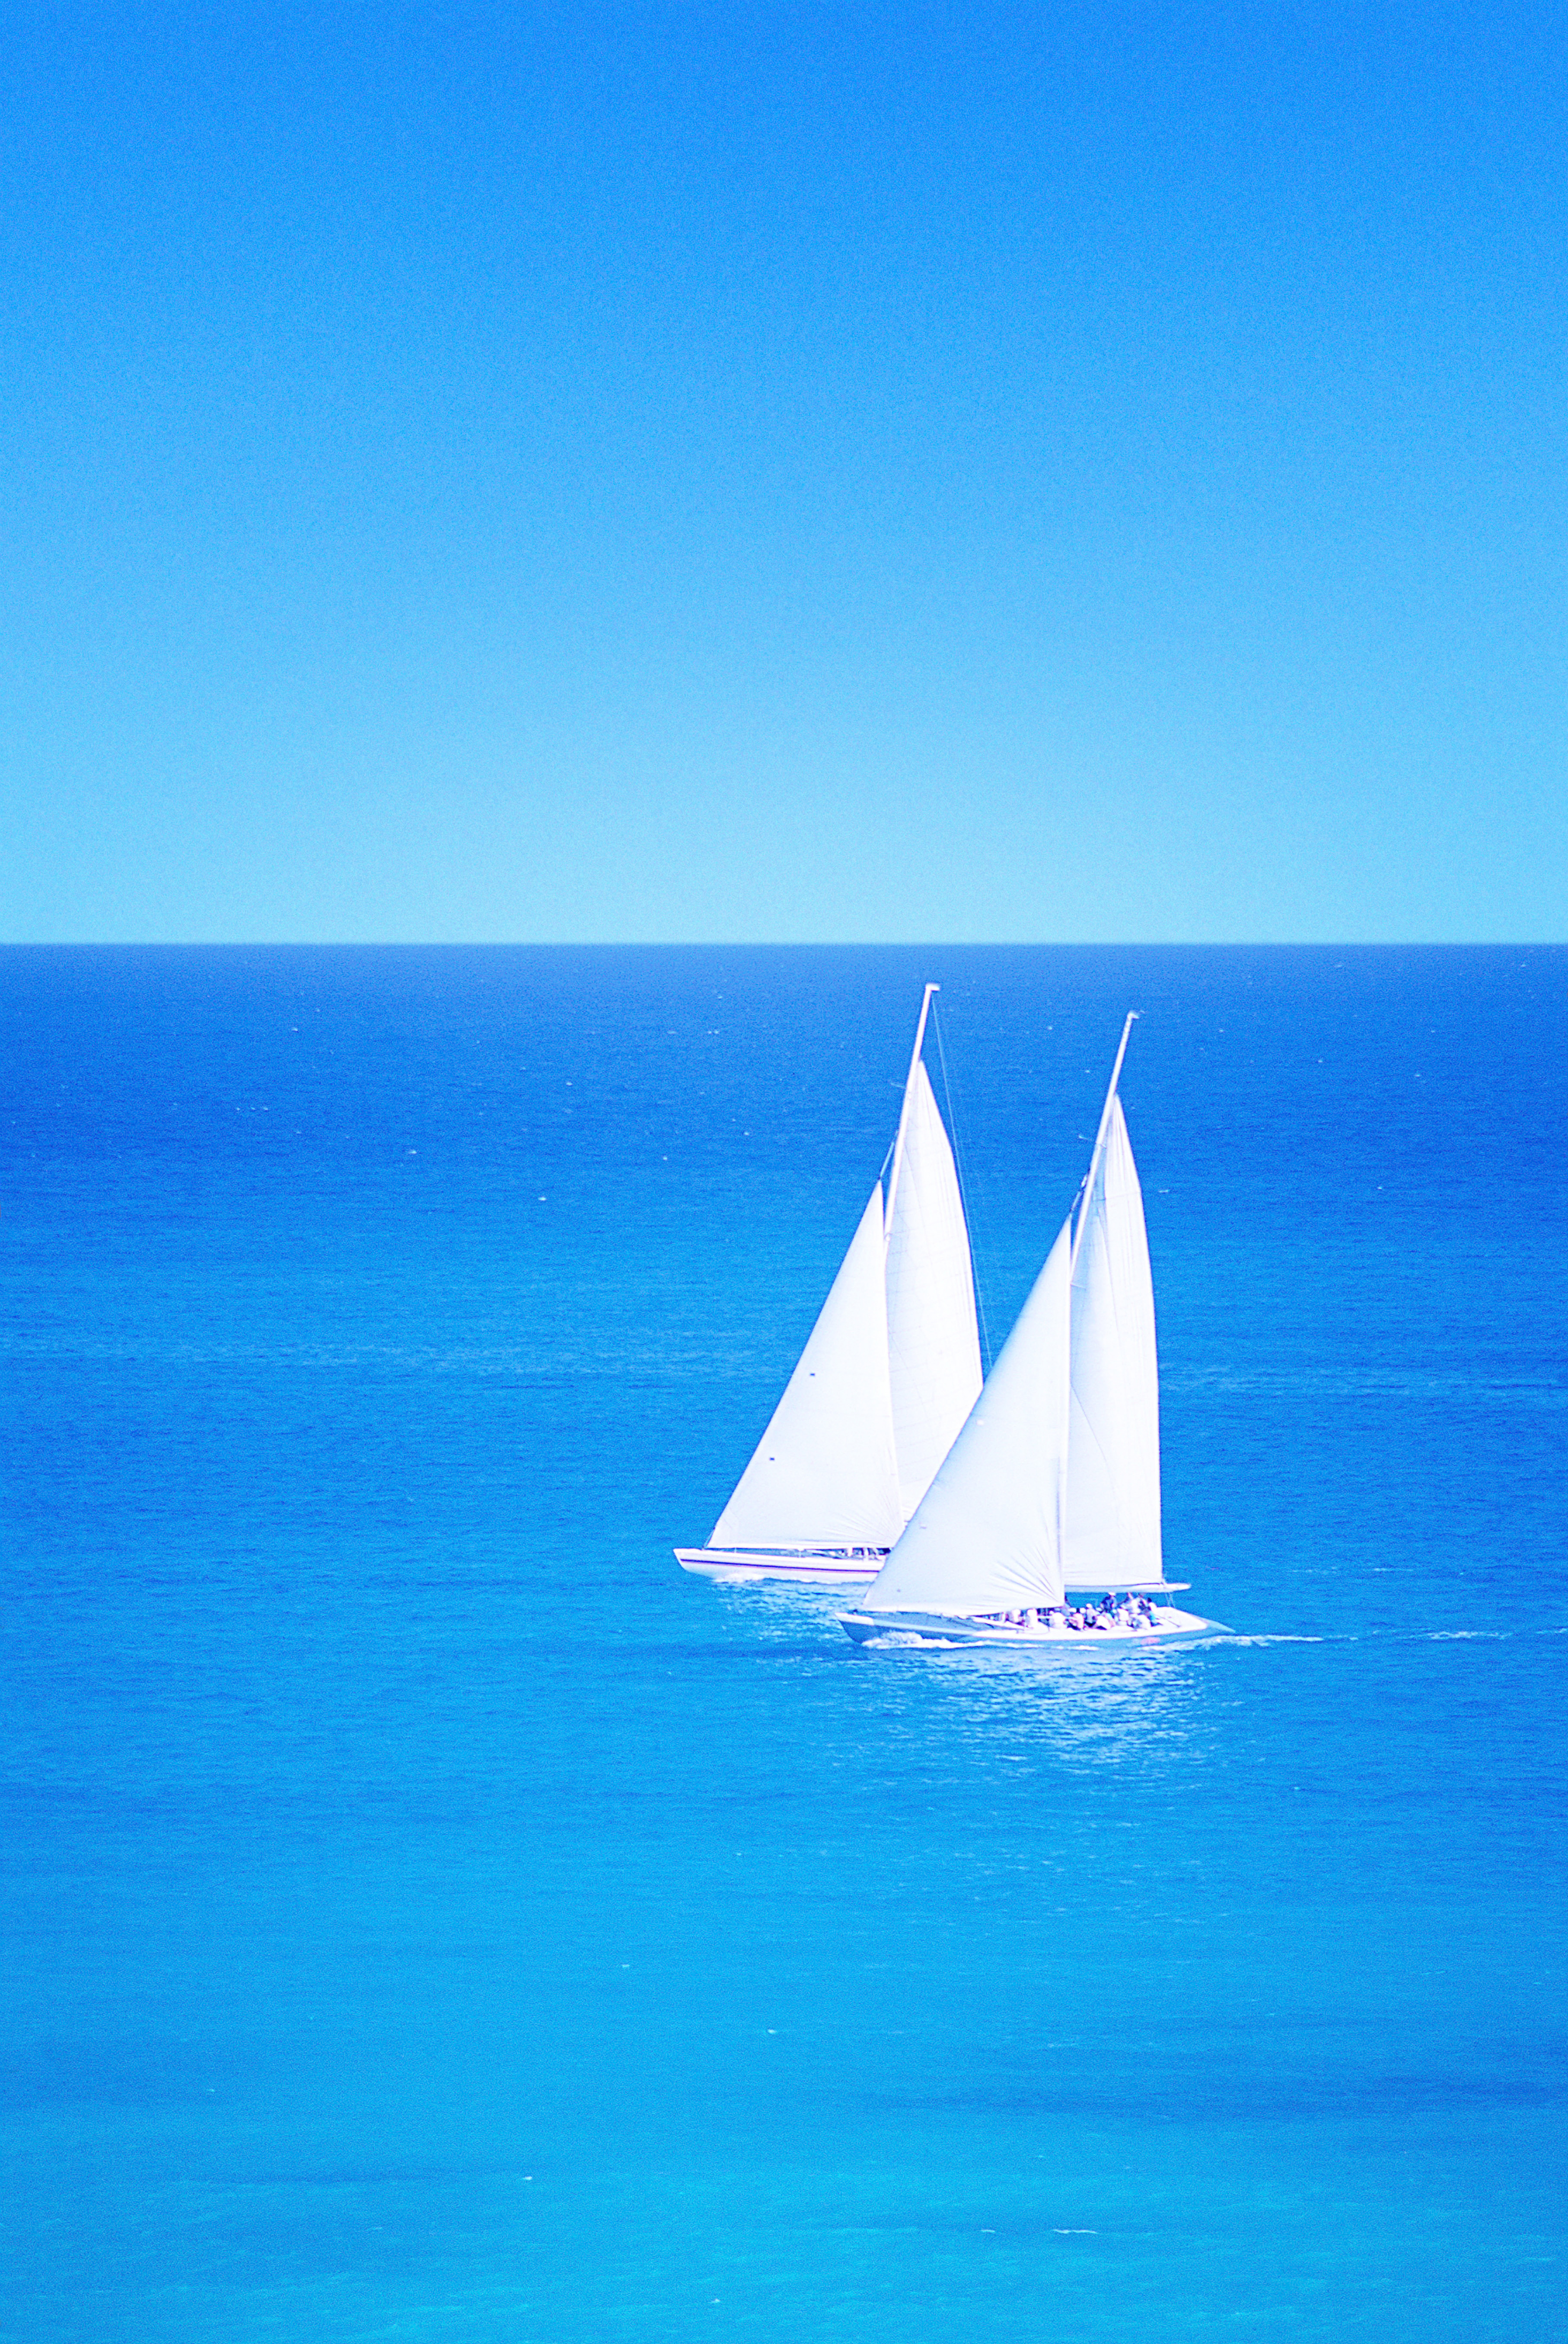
top-left (883, 1060), bottom-right (984, 1521)
top-left (708, 1185), bottom-right (904, 1552)
top-left (1064, 1097), bottom-right (1163, 1586)
top-left (860, 1218), bottom-right (1073, 1615)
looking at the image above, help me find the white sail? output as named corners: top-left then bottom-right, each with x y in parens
top-left (1063, 1096), bottom-right (1163, 1586)
top-left (884, 1059), bottom-right (984, 1521)
top-left (708, 1184), bottom-right (904, 1551)
top-left (860, 1217), bottom-right (1073, 1615)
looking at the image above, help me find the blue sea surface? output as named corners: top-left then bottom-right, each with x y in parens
top-left (3, 944), bottom-right (1565, 2341)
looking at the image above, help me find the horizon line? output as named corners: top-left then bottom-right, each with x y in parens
top-left (2, 938), bottom-right (1563, 953)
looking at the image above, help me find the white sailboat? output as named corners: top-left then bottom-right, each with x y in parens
top-left (838, 1016), bottom-right (1225, 1647)
top-left (675, 986), bottom-right (984, 1586)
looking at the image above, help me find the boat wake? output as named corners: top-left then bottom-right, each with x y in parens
top-left (861, 1630), bottom-right (970, 1649)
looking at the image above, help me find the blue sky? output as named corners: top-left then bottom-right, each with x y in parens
top-left (3, 2), bottom-right (1563, 940)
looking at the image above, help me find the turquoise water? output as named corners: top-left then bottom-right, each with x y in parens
top-left (3, 945), bottom-right (1564, 2341)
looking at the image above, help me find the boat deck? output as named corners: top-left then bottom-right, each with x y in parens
top-left (838, 1604), bottom-right (1224, 1647)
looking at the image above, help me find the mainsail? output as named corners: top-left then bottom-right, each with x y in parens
top-left (860, 1219), bottom-right (1073, 1615)
top-left (708, 1184), bottom-right (904, 1551)
top-left (884, 1059), bottom-right (985, 1519)
top-left (1064, 1095), bottom-right (1163, 1587)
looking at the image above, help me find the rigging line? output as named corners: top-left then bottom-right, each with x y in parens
top-left (931, 998), bottom-right (994, 1377)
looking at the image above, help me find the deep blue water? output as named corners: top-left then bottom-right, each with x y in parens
top-left (3, 944), bottom-right (1565, 2342)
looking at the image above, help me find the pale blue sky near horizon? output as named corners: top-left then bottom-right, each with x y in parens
top-left (3, 3), bottom-right (1563, 943)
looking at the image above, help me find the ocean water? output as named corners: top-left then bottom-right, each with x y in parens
top-left (3, 943), bottom-right (1564, 2343)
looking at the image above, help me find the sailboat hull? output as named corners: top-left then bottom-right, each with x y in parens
top-left (836, 1605), bottom-right (1224, 1648)
top-left (675, 1547), bottom-right (886, 1586)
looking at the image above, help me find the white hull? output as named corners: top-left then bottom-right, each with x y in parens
top-left (675, 1546), bottom-right (886, 1586)
top-left (837, 1603), bottom-right (1224, 1648)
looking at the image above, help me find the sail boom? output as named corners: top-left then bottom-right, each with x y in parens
top-left (1063, 1577), bottom-right (1186, 1593)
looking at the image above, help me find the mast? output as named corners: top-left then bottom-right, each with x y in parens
top-left (884, 983), bottom-right (938, 1250)
top-left (1071, 1012), bottom-right (1138, 1275)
